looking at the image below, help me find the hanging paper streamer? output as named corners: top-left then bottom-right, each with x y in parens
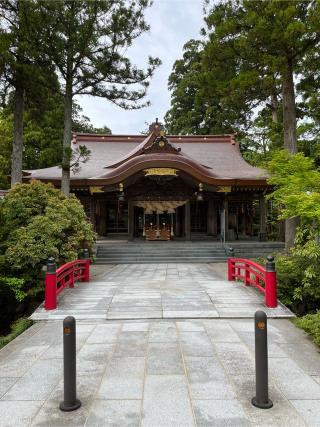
top-left (134, 200), bottom-right (187, 212)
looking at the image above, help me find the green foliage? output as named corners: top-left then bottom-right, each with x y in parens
top-left (273, 255), bottom-right (300, 308)
top-left (0, 96), bottom-right (110, 181)
top-left (165, 40), bottom-right (206, 135)
top-left (38, 0), bottom-right (160, 107)
top-left (295, 313), bottom-right (320, 347)
top-left (0, 154), bottom-right (9, 189)
top-left (0, 180), bottom-right (95, 330)
top-left (0, 277), bottom-right (26, 303)
top-left (72, 104), bottom-right (111, 134)
top-left (34, 0), bottom-right (160, 193)
top-left (70, 145), bottom-right (91, 174)
top-left (0, 181), bottom-right (95, 281)
top-left (0, 276), bottom-right (28, 337)
top-left (273, 229), bottom-right (320, 314)
top-left (267, 150), bottom-right (320, 226)
top-left (165, 0), bottom-right (320, 161)
top-left (0, 109), bottom-right (13, 189)
top-left (0, 318), bottom-right (33, 350)
top-left (265, 149), bottom-right (320, 314)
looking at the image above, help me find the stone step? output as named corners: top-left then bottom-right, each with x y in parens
top-left (97, 242), bottom-right (284, 248)
top-left (97, 253), bottom-right (227, 259)
top-left (97, 249), bottom-right (226, 255)
top-left (97, 249), bottom-right (226, 254)
top-left (96, 252), bottom-right (226, 258)
top-left (97, 251), bottom-right (226, 258)
top-left (97, 243), bottom-right (223, 247)
top-left (227, 245), bottom-right (285, 250)
top-left (95, 241), bottom-right (284, 264)
top-left (94, 258), bottom-right (225, 264)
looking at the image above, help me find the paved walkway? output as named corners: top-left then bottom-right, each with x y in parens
top-left (1, 318), bottom-right (320, 426)
top-left (31, 264), bottom-right (293, 320)
top-left (1, 263), bottom-right (318, 427)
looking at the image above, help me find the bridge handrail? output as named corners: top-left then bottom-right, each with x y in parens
top-left (227, 256), bottom-right (277, 308)
top-left (45, 251), bottom-right (90, 310)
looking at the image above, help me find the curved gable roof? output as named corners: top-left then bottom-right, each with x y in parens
top-left (24, 131), bottom-right (268, 186)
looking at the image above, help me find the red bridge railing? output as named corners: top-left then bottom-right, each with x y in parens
top-left (227, 254), bottom-right (277, 308)
top-left (45, 250), bottom-right (90, 310)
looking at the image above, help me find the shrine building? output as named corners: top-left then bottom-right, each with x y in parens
top-left (23, 120), bottom-right (270, 242)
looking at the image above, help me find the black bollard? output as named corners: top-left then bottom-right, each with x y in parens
top-left (251, 310), bottom-right (273, 409)
top-left (83, 248), bottom-right (89, 259)
top-left (59, 316), bottom-right (81, 411)
top-left (80, 248), bottom-right (89, 260)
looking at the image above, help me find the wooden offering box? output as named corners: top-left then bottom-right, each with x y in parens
top-left (145, 226), bottom-right (171, 241)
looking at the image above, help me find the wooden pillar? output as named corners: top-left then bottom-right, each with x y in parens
top-left (259, 194), bottom-right (267, 241)
top-left (99, 199), bottom-right (107, 236)
top-left (128, 198), bottom-right (134, 241)
top-left (223, 194), bottom-right (229, 241)
top-left (185, 201), bottom-right (191, 240)
top-left (105, 201), bottom-right (108, 236)
top-left (95, 199), bottom-right (101, 236)
top-left (89, 196), bottom-right (96, 231)
top-left (175, 208), bottom-right (181, 237)
top-left (212, 201), bottom-right (217, 236)
top-left (207, 199), bottom-right (215, 236)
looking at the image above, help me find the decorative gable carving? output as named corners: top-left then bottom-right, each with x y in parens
top-left (143, 134), bottom-right (181, 155)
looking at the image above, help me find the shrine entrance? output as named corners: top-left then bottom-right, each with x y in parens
top-left (132, 201), bottom-right (188, 240)
top-left (79, 165), bottom-right (268, 242)
top-left (191, 200), bottom-right (208, 233)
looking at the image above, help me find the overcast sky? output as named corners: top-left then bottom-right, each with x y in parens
top-left (76, 0), bottom-right (205, 134)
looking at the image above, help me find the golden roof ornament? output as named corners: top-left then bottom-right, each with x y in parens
top-left (148, 118), bottom-right (165, 136)
top-left (89, 186), bottom-right (104, 194)
top-left (144, 168), bottom-right (178, 176)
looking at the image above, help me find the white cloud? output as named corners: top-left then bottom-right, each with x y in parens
top-left (76, 0), bottom-right (204, 134)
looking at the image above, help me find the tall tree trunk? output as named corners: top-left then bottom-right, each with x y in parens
top-left (271, 92), bottom-right (278, 124)
top-left (11, 81), bottom-right (24, 186)
top-left (282, 58), bottom-right (297, 153)
top-left (282, 57), bottom-right (299, 249)
top-left (61, 79), bottom-right (73, 196)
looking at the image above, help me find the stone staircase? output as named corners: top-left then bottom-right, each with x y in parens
top-left (225, 241), bottom-right (285, 259)
top-left (95, 241), bottom-right (227, 264)
top-left (95, 241), bottom-right (285, 264)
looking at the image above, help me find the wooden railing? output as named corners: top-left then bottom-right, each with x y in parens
top-left (227, 256), bottom-right (277, 308)
top-left (45, 251), bottom-right (90, 310)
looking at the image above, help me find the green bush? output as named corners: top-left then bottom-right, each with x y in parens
top-left (0, 277), bottom-right (26, 302)
top-left (0, 318), bottom-right (33, 350)
top-left (265, 150), bottom-right (320, 315)
top-left (295, 313), bottom-right (320, 347)
top-left (0, 180), bottom-right (95, 280)
top-left (0, 180), bottom-right (95, 326)
top-left (274, 228), bottom-right (320, 314)
top-left (273, 255), bottom-right (303, 310)
top-left (0, 277), bottom-right (27, 332)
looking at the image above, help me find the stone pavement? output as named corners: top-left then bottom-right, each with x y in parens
top-left (31, 264), bottom-right (293, 320)
top-left (0, 318), bottom-right (320, 426)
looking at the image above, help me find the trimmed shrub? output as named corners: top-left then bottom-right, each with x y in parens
top-left (0, 318), bottom-right (33, 349)
top-left (0, 180), bottom-right (95, 280)
top-left (0, 180), bottom-right (95, 327)
top-left (295, 313), bottom-right (320, 347)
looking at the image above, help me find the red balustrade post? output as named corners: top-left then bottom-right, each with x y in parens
top-left (265, 256), bottom-right (277, 308)
top-left (227, 258), bottom-right (233, 281)
top-left (227, 247), bottom-right (234, 281)
top-left (45, 257), bottom-right (57, 310)
top-left (82, 249), bottom-right (90, 282)
top-left (245, 263), bottom-right (250, 286)
top-left (255, 274), bottom-right (260, 288)
top-left (69, 263), bottom-right (75, 288)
